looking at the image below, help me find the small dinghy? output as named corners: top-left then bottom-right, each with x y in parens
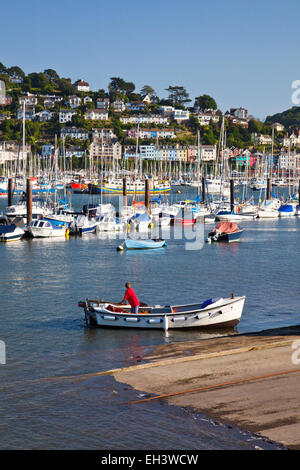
top-left (207, 222), bottom-right (243, 243)
top-left (78, 295), bottom-right (245, 330)
top-left (117, 238), bottom-right (167, 250)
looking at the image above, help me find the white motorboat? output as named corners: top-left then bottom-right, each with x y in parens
top-left (78, 295), bottom-right (245, 330)
top-left (29, 219), bottom-right (67, 238)
top-left (96, 216), bottom-right (123, 232)
top-left (278, 202), bottom-right (297, 217)
top-left (6, 196), bottom-right (53, 222)
top-left (130, 212), bottom-right (152, 232)
top-left (0, 216), bottom-right (25, 242)
top-left (69, 214), bottom-right (98, 234)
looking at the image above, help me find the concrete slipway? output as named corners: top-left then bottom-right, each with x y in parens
top-left (109, 325), bottom-right (300, 449)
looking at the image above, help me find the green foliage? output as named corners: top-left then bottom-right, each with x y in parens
top-left (265, 106), bottom-right (300, 129)
top-left (195, 94), bottom-right (217, 111)
top-left (165, 86), bottom-right (191, 106)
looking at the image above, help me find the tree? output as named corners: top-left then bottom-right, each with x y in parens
top-left (140, 85), bottom-right (156, 98)
top-left (194, 94), bottom-right (217, 111)
top-left (43, 69), bottom-right (60, 84)
top-left (27, 72), bottom-right (51, 92)
top-left (108, 77), bottom-right (136, 99)
top-left (56, 78), bottom-right (75, 95)
top-left (0, 63), bottom-right (7, 74)
top-left (7, 66), bottom-right (25, 79)
top-left (165, 86), bottom-right (191, 106)
top-left (188, 115), bottom-right (201, 134)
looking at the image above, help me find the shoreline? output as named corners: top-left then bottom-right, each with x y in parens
top-left (109, 325), bottom-right (300, 450)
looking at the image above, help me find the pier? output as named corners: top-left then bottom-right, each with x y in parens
top-left (110, 325), bottom-right (300, 450)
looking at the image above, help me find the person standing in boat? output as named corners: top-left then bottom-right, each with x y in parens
top-left (119, 282), bottom-right (140, 313)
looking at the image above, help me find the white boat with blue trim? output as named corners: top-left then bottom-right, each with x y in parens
top-left (78, 295), bottom-right (245, 330)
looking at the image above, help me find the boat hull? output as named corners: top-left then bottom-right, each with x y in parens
top-left (80, 296), bottom-right (245, 330)
top-left (124, 239), bottom-right (167, 249)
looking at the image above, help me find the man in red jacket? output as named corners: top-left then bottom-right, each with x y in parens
top-left (119, 282), bottom-right (140, 313)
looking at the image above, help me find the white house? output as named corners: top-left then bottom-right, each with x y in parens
top-left (196, 112), bottom-right (220, 126)
top-left (0, 141), bottom-right (30, 164)
top-left (36, 110), bottom-right (54, 122)
top-left (272, 122), bottom-right (285, 132)
top-left (112, 100), bottom-right (126, 112)
top-left (120, 114), bottom-right (169, 125)
top-left (199, 145), bottom-right (217, 162)
top-left (19, 94), bottom-right (38, 106)
top-left (74, 79), bottom-right (90, 92)
top-left (83, 96), bottom-right (93, 105)
top-left (65, 148), bottom-right (85, 158)
top-left (59, 109), bottom-right (77, 123)
top-left (17, 106), bottom-right (36, 120)
top-left (139, 145), bottom-right (157, 160)
top-left (251, 133), bottom-right (273, 145)
top-left (230, 107), bottom-right (248, 120)
top-left (92, 128), bottom-right (117, 139)
top-left (69, 96), bottom-right (82, 108)
top-left (173, 109), bottom-right (190, 122)
top-left (159, 106), bottom-right (175, 116)
top-left (61, 127), bottom-right (89, 140)
top-left (85, 109), bottom-right (108, 121)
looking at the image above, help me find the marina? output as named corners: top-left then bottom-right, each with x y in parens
top-left (0, 184), bottom-right (300, 450)
top-left (1, 0), bottom-right (300, 454)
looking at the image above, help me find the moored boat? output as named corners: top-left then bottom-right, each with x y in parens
top-left (29, 219), bottom-right (67, 238)
top-left (0, 216), bottom-right (25, 242)
top-left (78, 295), bottom-right (245, 330)
top-left (117, 238), bottom-right (167, 250)
top-left (207, 222), bottom-right (244, 243)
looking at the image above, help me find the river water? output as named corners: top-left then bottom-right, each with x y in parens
top-left (0, 187), bottom-right (298, 450)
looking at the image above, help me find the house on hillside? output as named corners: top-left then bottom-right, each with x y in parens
top-left (85, 109), bottom-right (108, 121)
top-left (59, 109), bottom-right (77, 123)
top-left (74, 79), bottom-right (90, 92)
top-left (69, 96), bottom-right (82, 108)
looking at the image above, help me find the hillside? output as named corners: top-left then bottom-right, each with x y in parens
top-left (265, 106), bottom-right (300, 129)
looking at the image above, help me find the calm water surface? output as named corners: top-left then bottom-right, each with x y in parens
top-left (0, 188), bottom-right (298, 450)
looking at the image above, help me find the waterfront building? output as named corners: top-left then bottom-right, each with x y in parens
top-left (90, 138), bottom-right (122, 160)
top-left (0, 141), bottom-right (30, 164)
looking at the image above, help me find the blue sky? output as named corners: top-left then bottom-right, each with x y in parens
top-left (1, 0), bottom-right (299, 119)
